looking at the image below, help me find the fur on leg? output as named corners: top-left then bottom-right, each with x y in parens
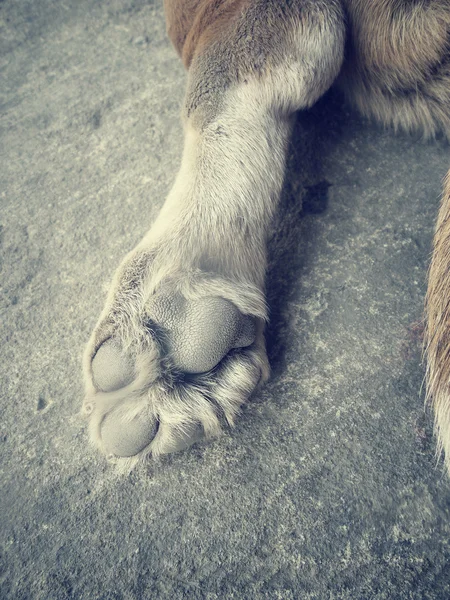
top-left (340, 0), bottom-right (450, 139)
top-left (425, 170), bottom-right (450, 473)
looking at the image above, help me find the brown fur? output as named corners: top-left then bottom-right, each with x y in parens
top-left (339, 0), bottom-right (450, 137)
top-left (164, 0), bottom-right (250, 68)
top-left (166, 0), bottom-right (450, 136)
top-left (183, 0), bottom-right (250, 68)
top-left (163, 0), bottom-right (200, 58)
top-left (425, 171), bottom-right (450, 467)
top-left (344, 0), bottom-right (449, 84)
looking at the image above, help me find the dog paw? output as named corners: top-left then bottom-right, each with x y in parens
top-left (82, 250), bottom-right (269, 467)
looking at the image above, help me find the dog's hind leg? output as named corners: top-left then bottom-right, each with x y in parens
top-left (339, 0), bottom-right (450, 138)
top-left (425, 171), bottom-right (450, 475)
top-left (82, 0), bottom-right (345, 467)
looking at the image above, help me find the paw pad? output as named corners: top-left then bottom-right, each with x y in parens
top-left (92, 338), bottom-right (135, 392)
top-left (101, 407), bottom-right (159, 457)
top-left (146, 292), bottom-right (256, 373)
top-left (84, 280), bottom-right (267, 463)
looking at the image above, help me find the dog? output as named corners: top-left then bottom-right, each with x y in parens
top-left (80, 0), bottom-right (450, 472)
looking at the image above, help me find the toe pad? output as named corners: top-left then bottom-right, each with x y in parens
top-left (92, 339), bottom-right (135, 392)
top-left (101, 408), bottom-right (158, 457)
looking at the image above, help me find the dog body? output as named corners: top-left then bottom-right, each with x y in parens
top-left (81, 0), bottom-right (450, 472)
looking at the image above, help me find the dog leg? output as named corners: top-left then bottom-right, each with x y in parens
top-left (340, 0), bottom-right (450, 138)
top-left (82, 0), bottom-right (345, 468)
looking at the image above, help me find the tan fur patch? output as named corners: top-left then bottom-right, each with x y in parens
top-left (425, 170), bottom-right (450, 473)
top-left (345, 0), bottom-right (449, 87)
top-left (164, 0), bottom-right (249, 68)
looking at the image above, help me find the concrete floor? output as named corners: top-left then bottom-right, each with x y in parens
top-left (1, 1), bottom-right (450, 598)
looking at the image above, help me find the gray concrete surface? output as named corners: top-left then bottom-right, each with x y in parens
top-left (1, 1), bottom-right (450, 598)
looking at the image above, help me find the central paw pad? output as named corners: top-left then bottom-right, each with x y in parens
top-left (146, 292), bottom-right (256, 373)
